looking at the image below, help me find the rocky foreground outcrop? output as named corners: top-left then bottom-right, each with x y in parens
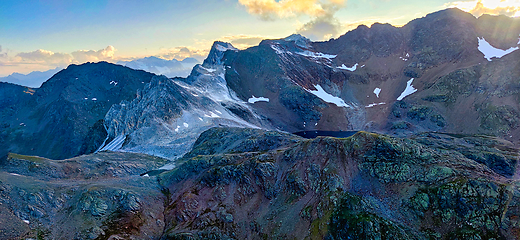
top-left (2, 127), bottom-right (519, 239)
top-left (0, 151), bottom-right (168, 239)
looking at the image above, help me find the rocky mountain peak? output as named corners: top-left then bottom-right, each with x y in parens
top-left (203, 41), bottom-right (238, 66)
top-left (284, 34), bottom-right (311, 48)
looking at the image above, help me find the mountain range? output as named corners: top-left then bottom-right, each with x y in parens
top-left (117, 56), bottom-right (200, 78)
top-left (0, 67), bottom-right (62, 88)
top-left (1, 8), bottom-right (520, 239)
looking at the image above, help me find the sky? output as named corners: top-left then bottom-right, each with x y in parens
top-left (1, 0), bottom-right (520, 77)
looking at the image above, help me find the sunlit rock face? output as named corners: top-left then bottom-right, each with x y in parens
top-left (216, 8), bottom-right (520, 143)
top-left (0, 62), bottom-right (156, 160)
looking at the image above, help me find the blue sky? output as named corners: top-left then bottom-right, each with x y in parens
top-left (1, 0), bottom-right (519, 76)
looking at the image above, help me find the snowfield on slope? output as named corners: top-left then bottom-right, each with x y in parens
top-left (307, 85), bottom-right (351, 108)
top-left (297, 51), bottom-right (337, 59)
top-left (477, 37), bottom-right (519, 61)
top-left (397, 78), bottom-right (417, 101)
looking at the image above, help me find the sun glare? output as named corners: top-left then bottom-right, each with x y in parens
top-left (447, 0), bottom-right (520, 17)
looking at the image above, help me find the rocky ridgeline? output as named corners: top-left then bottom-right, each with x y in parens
top-left (221, 8), bottom-right (520, 140)
top-left (2, 8), bottom-right (520, 163)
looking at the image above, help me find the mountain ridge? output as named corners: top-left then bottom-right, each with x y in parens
top-left (2, 8), bottom-right (520, 239)
top-left (4, 8), bottom-right (520, 161)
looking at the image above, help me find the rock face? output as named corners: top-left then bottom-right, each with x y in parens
top-left (0, 62), bottom-right (155, 160)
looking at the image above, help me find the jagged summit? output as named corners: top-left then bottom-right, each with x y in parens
top-left (284, 34), bottom-right (311, 48)
top-left (203, 41), bottom-right (238, 66)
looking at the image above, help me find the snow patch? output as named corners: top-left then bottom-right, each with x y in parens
top-left (109, 81), bottom-right (118, 86)
top-left (307, 85), bottom-right (351, 108)
top-left (248, 96), bottom-right (270, 103)
top-left (477, 37), bottom-right (519, 61)
top-left (174, 126), bottom-right (180, 132)
top-left (92, 98), bottom-right (97, 101)
top-left (9, 172), bottom-right (22, 176)
top-left (365, 102), bottom-right (386, 108)
top-left (337, 63), bottom-right (358, 71)
top-left (297, 51), bottom-right (337, 59)
top-left (397, 78), bottom-right (418, 101)
top-left (23, 220), bottom-right (30, 224)
top-left (183, 122), bottom-right (189, 128)
top-left (143, 174), bottom-right (150, 177)
top-left (373, 88), bottom-right (381, 98)
top-left (271, 45), bottom-right (285, 55)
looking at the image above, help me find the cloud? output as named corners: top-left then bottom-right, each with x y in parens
top-left (71, 45), bottom-right (116, 63)
top-left (10, 46), bottom-right (116, 67)
top-left (15, 49), bottom-right (73, 66)
top-left (158, 46), bottom-right (209, 62)
top-left (297, 10), bottom-right (342, 41)
top-left (0, 46), bottom-right (118, 76)
top-left (218, 35), bottom-right (267, 49)
top-left (446, 0), bottom-right (520, 17)
top-left (238, 0), bottom-right (346, 19)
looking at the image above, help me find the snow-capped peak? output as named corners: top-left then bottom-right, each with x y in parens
top-left (284, 34), bottom-right (311, 48)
